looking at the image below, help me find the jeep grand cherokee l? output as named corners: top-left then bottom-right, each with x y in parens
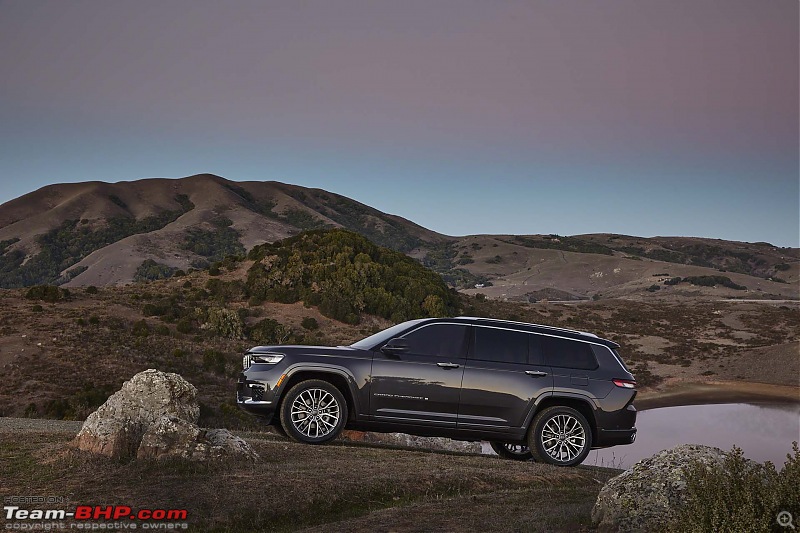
top-left (237, 316), bottom-right (637, 466)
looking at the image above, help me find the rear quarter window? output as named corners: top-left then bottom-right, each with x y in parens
top-left (471, 327), bottom-right (530, 364)
top-left (542, 336), bottom-right (598, 370)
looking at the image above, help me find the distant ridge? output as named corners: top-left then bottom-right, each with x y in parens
top-left (0, 174), bottom-right (797, 299)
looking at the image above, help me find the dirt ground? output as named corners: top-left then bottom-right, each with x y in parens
top-left (0, 421), bottom-right (618, 532)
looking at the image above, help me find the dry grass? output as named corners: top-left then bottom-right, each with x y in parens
top-left (0, 430), bottom-right (618, 532)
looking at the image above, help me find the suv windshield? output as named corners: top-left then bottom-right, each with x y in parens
top-left (350, 319), bottom-right (426, 350)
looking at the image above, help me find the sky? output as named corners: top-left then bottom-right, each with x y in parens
top-left (0, 0), bottom-right (797, 246)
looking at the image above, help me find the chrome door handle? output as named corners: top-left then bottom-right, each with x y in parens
top-left (437, 362), bottom-right (460, 369)
top-left (525, 370), bottom-right (548, 377)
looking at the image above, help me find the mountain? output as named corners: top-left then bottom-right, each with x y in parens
top-left (0, 174), bottom-right (797, 299)
top-left (0, 174), bottom-right (448, 288)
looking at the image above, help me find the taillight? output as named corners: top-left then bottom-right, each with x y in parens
top-left (613, 379), bottom-right (637, 389)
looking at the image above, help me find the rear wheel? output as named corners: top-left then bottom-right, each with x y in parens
top-left (528, 406), bottom-right (592, 466)
top-left (279, 379), bottom-right (348, 444)
top-left (490, 441), bottom-right (533, 461)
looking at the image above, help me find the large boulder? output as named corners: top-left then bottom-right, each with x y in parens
top-left (72, 369), bottom-right (257, 460)
top-left (591, 444), bottom-right (759, 532)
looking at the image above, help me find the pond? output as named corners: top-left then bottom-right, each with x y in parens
top-left (586, 402), bottom-right (800, 470)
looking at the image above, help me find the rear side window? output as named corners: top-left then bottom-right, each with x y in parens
top-left (542, 336), bottom-right (598, 370)
top-left (401, 324), bottom-right (468, 358)
top-left (472, 327), bottom-right (530, 364)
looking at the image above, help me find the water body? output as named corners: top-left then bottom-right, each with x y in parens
top-left (587, 403), bottom-right (800, 470)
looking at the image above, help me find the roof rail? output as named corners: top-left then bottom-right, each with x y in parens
top-left (455, 316), bottom-right (599, 338)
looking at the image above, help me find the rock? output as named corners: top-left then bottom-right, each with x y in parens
top-left (73, 369), bottom-right (256, 461)
top-left (341, 430), bottom-right (482, 454)
top-left (137, 416), bottom-right (258, 460)
top-left (591, 444), bottom-right (759, 532)
top-left (73, 369), bottom-right (199, 458)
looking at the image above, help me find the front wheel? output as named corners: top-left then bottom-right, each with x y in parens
top-left (489, 441), bottom-right (533, 461)
top-left (528, 406), bottom-right (592, 466)
top-left (279, 379), bottom-right (348, 444)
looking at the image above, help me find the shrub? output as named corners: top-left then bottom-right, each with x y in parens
top-left (32, 305), bottom-right (43, 313)
top-left (172, 348), bottom-right (186, 358)
top-left (646, 284), bottom-right (661, 292)
top-left (85, 285), bottom-right (98, 294)
top-left (475, 293), bottom-right (487, 302)
top-left (205, 307), bottom-right (244, 339)
top-left (88, 315), bottom-right (100, 325)
top-left (25, 285), bottom-right (66, 302)
top-left (134, 259), bottom-right (176, 282)
top-left (248, 318), bottom-right (292, 344)
top-left (301, 317), bottom-right (319, 330)
top-left (76, 318), bottom-right (86, 326)
top-left (131, 319), bottom-right (150, 337)
top-left (684, 275), bottom-right (746, 290)
top-left (672, 444), bottom-right (800, 532)
top-left (665, 277), bottom-right (683, 286)
top-left (203, 349), bottom-right (226, 374)
top-left (176, 318), bottom-right (194, 334)
top-left (774, 263), bottom-right (791, 271)
top-left (208, 265), bottom-right (221, 276)
top-left (154, 324), bottom-right (170, 336)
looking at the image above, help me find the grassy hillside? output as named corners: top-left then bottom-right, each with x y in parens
top-left (1, 257), bottom-right (797, 423)
top-left (0, 425), bottom-right (619, 532)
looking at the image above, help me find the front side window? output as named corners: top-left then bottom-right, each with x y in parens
top-left (472, 327), bottom-right (529, 364)
top-left (542, 336), bottom-right (598, 370)
top-left (401, 324), bottom-right (468, 358)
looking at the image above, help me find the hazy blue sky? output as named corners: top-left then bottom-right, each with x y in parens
top-left (1, 0), bottom-right (797, 246)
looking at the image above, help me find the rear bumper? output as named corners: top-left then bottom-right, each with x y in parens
top-left (593, 403), bottom-right (637, 448)
top-left (595, 427), bottom-right (637, 447)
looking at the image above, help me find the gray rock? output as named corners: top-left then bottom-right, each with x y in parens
top-left (591, 444), bottom-right (759, 532)
top-left (137, 416), bottom-right (258, 460)
top-left (73, 369), bottom-right (199, 458)
top-left (73, 369), bottom-right (256, 461)
top-left (341, 430), bottom-right (482, 454)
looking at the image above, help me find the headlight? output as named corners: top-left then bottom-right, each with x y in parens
top-left (243, 352), bottom-right (285, 369)
top-left (253, 353), bottom-right (285, 364)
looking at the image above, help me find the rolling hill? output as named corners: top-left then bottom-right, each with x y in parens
top-left (0, 173), bottom-right (797, 300)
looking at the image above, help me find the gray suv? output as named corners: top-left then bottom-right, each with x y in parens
top-left (237, 316), bottom-right (637, 466)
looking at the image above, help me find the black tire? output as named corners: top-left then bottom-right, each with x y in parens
top-left (490, 441), bottom-right (534, 461)
top-left (528, 406), bottom-right (592, 467)
top-left (279, 379), bottom-right (348, 444)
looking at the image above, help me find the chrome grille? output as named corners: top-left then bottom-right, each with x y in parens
top-left (242, 354), bottom-right (253, 370)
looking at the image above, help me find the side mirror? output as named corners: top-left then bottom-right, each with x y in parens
top-left (381, 338), bottom-right (409, 354)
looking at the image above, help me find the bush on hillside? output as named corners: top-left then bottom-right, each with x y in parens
top-left (246, 229), bottom-right (459, 324)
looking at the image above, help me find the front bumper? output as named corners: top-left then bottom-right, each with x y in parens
top-left (236, 373), bottom-right (282, 423)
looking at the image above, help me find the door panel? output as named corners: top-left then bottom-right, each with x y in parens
top-left (457, 327), bottom-right (552, 430)
top-left (370, 324), bottom-right (467, 426)
top-left (459, 362), bottom-right (552, 428)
